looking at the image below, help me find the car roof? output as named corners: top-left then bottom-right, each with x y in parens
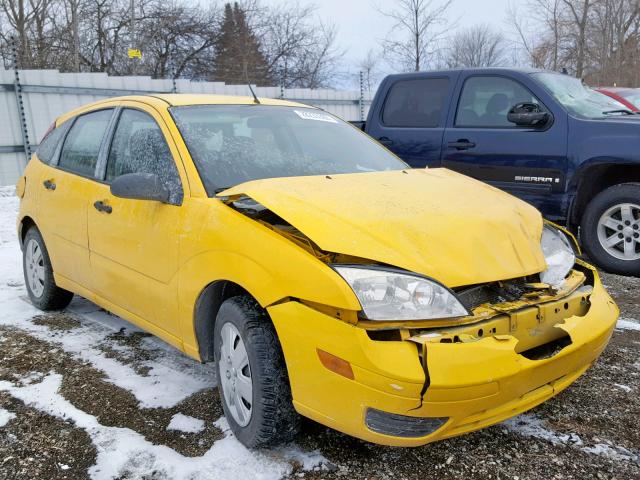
top-left (56, 93), bottom-right (314, 125)
top-left (383, 66), bottom-right (551, 79)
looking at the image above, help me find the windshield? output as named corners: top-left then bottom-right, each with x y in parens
top-left (532, 72), bottom-right (631, 119)
top-left (619, 89), bottom-right (640, 108)
top-left (171, 105), bottom-right (407, 195)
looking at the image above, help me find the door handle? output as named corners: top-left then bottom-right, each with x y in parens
top-left (43, 179), bottom-right (56, 190)
top-left (93, 200), bottom-right (112, 214)
top-left (448, 139), bottom-right (476, 150)
top-left (378, 136), bottom-right (394, 146)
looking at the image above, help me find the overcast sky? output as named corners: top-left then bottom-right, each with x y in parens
top-left (311, 0), bottom-right (513, 76)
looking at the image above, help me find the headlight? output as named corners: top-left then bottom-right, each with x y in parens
top-left (333, 266), bottom-right (468, 321)
top-left (540, 224), bottom-right (575, 286)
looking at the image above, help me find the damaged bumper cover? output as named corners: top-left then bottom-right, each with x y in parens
top-left (268, 264), bottom-right (619, 447)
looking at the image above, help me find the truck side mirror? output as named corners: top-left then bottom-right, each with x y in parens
top-left (507, 102), bottom-right (551, 128)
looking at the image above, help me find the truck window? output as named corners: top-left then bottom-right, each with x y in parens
top-left (382, 78), bottom-right (449, 128)
top-left (456, 76), bottom-right (541, 128)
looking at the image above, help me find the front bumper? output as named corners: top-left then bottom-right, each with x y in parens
top-left (268, 266), bottom-right (619, 447)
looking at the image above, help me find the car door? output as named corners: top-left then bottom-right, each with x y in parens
top-left (86, 105), bottom-right (186, 340)
top-left (366, 75), bottom-right (454, 168)
top-left (441, 74), bottom-right (569, 220)
top-left (34, 109), bottom-right (115, 290)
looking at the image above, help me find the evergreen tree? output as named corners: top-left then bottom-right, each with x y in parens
top-left (213, 2), bottom-right (271, 85)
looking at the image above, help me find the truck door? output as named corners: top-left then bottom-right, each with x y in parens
top-left (441, 73), bottom-right (568, 221)
top-left (366, 75), bottom-right (454, 168)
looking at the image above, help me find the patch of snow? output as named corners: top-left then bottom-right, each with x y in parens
top-left (504, 414), bottom-right (582, 446)
top-left (613, 383), bottom-right (632, 393)
top-left (167, 413), bottom-right (205, 434)
top-left (0, 408), bottom-right (16, 427)
top-left (616, 318), bottom-right (640, 332)
top-left (505, 414), bottom-right (640, 464)
top-left (0, 373), bottom-right (330, 480)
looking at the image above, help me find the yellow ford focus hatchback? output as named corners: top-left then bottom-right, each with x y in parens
top-left (17, 94), bottom-right (618, 448)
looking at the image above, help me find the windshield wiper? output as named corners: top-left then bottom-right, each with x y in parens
top-left (214, 187), bottom-right (231, 195)
top-left (602, 109), bottom-right (634, 115)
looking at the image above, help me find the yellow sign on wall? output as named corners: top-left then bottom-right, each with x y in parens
top-left (128, 48), bottom-right (142, 59)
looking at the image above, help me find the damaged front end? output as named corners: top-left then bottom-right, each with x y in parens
top-left (221, 192), bottom-right (618, 445)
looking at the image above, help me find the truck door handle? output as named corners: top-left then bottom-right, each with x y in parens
top-left (448, 139), bottom-right (476, 150)
top-left (93, 200), bottom-right (112, 214)
top-left (43, 179), bottom-right (56, 190)
top-left (378, 136), bottom-right (394, 146)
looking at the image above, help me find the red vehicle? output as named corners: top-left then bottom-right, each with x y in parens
top-left (596, 87), bottom-right (640, 112)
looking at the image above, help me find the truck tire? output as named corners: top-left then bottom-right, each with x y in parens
top-left (22, 226), bottom-right (74, 310)
top-left (581, 183), bottom-right (640, 275)
top-left (214, 295), bottom-right (300, 448)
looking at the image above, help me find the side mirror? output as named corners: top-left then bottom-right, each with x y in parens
top-left (507, 102), bottom-right (551, 127)
top-left (110, 173), bottom-right (170, 203)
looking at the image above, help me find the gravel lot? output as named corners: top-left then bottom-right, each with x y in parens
top-left (0, 187), bottom-right (638, 479)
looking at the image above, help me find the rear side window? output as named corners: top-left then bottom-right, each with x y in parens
top-left (58, 109), bottom-right (113, 177)
top-left (36, 124), bottom-right (66, 164)
top-left (456, 76), bottom-right (541, 127)
top-left (382, 78), bottom-right (450, 127)
top-left (106, 109), bottom-right (183, 204)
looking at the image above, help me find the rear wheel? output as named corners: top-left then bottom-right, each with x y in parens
top-left (214, 295), bottom-right (300, 448)
top-left (22, 227), bottom-right (74, 310)
top-left (581, 183), bottom-right (640, 275)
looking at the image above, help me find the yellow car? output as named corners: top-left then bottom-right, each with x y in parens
top-left (16, 94), bottom-right (619, 448)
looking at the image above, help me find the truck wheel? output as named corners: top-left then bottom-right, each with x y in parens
top-left (214, 295), bottom-right (300, 448)
top-left (22, 227), bottom-right (74, 310)
top-left (581, 183), bottom-right (640, 275)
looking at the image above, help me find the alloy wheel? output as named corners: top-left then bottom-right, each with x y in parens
top-left (597, 202), bottom-right (640, 261)
top-left (218, 322), bottom-right (253, 427)
top-left (25, 238), bottom-right (45, 298)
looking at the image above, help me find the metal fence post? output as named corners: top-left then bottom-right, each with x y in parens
top-left (11, 36), bottom-right (31, 167)
top-left (359, 70), bottom-right (365, 122)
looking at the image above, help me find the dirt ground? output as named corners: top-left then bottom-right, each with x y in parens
top-left (0, 271), bottom-right (638, 480)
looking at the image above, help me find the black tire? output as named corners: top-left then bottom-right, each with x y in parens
top-left (581, 183), bottom-right (640, 276)
top-left (214, 295), bottom-right (300, 448)
top-left (22, 227), bottom-right (74, 310)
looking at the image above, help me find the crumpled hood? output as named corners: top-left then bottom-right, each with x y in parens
top-left (220, 168), bottom-right (546, 287)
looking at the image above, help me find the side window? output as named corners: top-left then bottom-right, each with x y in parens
top-left (456, 76), bottom-right (542, 127)
top-left (106, 109), bottom-right (183, 204)
top-left (58, 109), bottom-right (113, 176)
top-left (382, 78), bottom-right (450, 127)
top-left (36, 123), bottom-right (66, 164)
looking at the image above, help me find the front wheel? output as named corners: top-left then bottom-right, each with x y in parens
top-left (581, 183), bottom-right (640, 275)
top-left (214, 296), bottom-right (300, 448)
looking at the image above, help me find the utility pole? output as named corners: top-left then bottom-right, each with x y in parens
top-left (130, 0), bottom-right (136, 75)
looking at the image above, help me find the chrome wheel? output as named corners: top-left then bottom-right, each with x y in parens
top-left (25, 238), bottom-right (45, 298)
top-left (597, 202), bottom-right (640, 261)
top-left (218, 322), bottom-right (253, 427)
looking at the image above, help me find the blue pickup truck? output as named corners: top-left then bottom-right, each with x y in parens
top-left (362, 68), bottom-right (640, 276)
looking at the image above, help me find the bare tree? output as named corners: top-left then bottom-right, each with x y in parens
top-left (378, 0), bottom-right (454, 72)
top-left (446, 24), bottom-right (506, 68)
top-left (358, 48), bottom-right (380, 92)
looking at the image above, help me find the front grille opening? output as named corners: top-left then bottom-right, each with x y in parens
top-left (520, 333), bottom-right (572, 360)
top-left (367, 329), bottom-right (402, 342)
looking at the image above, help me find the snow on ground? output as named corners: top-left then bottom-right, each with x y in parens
top-left (167, 413), bottom-right (205, 434)
top-left (616, 317), bottom-right (640, 331)
top-left (505, 414), bottom-right (640, 464)
top-left (0, 408), bottom-right (16, 427)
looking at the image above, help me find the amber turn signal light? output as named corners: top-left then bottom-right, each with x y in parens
top-left (316, 349), bottom-right (354, 380)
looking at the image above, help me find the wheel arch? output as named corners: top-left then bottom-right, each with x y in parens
top-left (18, 215), bottom-right (37, 249)
top-left (193, 279), bottom-right (262, 363)
top-left (569, 161), bottom-right (640, 229)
